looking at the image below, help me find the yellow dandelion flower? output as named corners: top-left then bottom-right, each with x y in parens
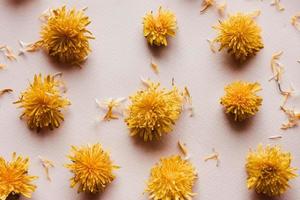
top-left (66, 143), bottom-right (119, 193)
top-left (146, 155), bottom-right (197, 200)
top-left (220, 81), bottom-right (262, 121)
top-left (36, 6), bottom-right (94, 64)
top-left (15, 74), bottom-right (70, 131)
top-left (246, 144), bottom-right (297, 196)
top-left (0, 153), bottom-right (37, 199)
top-left (214, 13), bottom-right (264, 61)
top-left (143, 7), bottom-right (177, 46)
top-left (125, 81), bottom-right (183, 141)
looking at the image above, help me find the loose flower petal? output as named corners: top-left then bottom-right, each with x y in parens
top-left (38, 156), bottom-right (54, 181)
top-left (271, 0), bottom-right (285, 12)
top-left (95, 97), bottom-right (126, 121)
top-left (204, 148), bottom-right (220, 167)
top-left (200, 0), bottom-right (215, 13)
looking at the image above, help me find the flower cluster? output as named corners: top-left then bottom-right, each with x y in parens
top-left (15, 74), bottom-right (70, 131)
top-left (246, 145), bottom-right (297, 196)
top-left (214, 13), bottom-right (264, 61)
top-left (146, 155), bottom-right (197, 200)
top-left (143, 7), bottom-right (177, 46)
top-left (0, 153), bottom-right (37, 199)
top-left (220, 81), bottom-right (262, 121)
top-left (36, 6), bottom-right (94, 64)
top-left (66, 143), bottom-right (118, 193)
top-left (125, 81), bottom-right (183, 141)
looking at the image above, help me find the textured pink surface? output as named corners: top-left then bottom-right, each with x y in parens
top-left (0, 0), bottom-right (300, 199)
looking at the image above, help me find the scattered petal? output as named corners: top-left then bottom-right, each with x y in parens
top-left (18, 40), bottom-right (39, 55)
top-left (204, 148), bottom-right (220, 167)
top-left (269, 51), bottom-right (284, 82)
top-left (38, 156), bottom-right (54, 181)
top-left (200, 0), bottom-right (215, 13)
top-left (249, 10), bottom-right (261, 18)
top-left (271, 0), bottom-right (285, 11)
top-left (39, 8), bottom-right (51, 21)
top-left (291, 13), bottom-right (300, 30)
top-left (268, 135), bottom-right (282, 139)
top-left (150, 60), bottom-right (159, 74)
top-left (95, 97), bottom-right (126, 121)
top-left (183, 86), bottom-right (195, 117)
top-left (280, 106), bottom-right (300, 129)
top-left (0, 88), bottom-right (13, 96)
top-left (207, 39), bottom-right (217, 53)
top-left (217, 2), bottom-right (227, 16)
top-left (178, 140), bottom-right (190, 159)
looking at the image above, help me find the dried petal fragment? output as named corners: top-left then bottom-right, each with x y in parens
top-left (183, 86), bottom-right (194, 117)
top-left (38, 156), bottom-right (54, 181)
top-left (217, 2), bottom-right (227, 16)
top-left (200, 0), bottom-right (215, 13)
top-left (0, 88), bottom-right (12, 96)
top-left (150, 61), bottom-right (159, 74)
top-left (95, 97), bottom-right (126, 121)
top-left (178, 141), bottom-right (190, 159)
top-left (269, 51), bottom-right (284, 82)
top-left (204, 148), bottom-right (220, 167)
top-left (0, 45), bottom-right (17, 61)
top-left (268, 135), bottom-right (282, 139)
top-left (207, 39), bottom-right (216, 53)
top-left (280, 106), bottom-right (300, 129)
top-left (18, 40), bottom-right (39, 55)
top-left (291, 13), bottom-right (300, 30)
top-left (249, 10), bottom-right (261, 18)
top-left (271, 0), bottom-right (285, 11)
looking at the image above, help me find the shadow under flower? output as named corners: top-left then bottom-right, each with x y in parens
top-left (130, 133), bottom-right (173, 153)
top-left (6, 0), bottom-right (37, 7)
top-left (223, 111), bottom-right (255, 132)
top-left (219, 51), bottom-right (257, 71)
top-left (146, 38), bottom-right (176, 60)
top-left (250, 191), bottom-right (283, 200)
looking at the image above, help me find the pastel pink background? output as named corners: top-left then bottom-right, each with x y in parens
top-left (0, 0), bottom-right (300, 199)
